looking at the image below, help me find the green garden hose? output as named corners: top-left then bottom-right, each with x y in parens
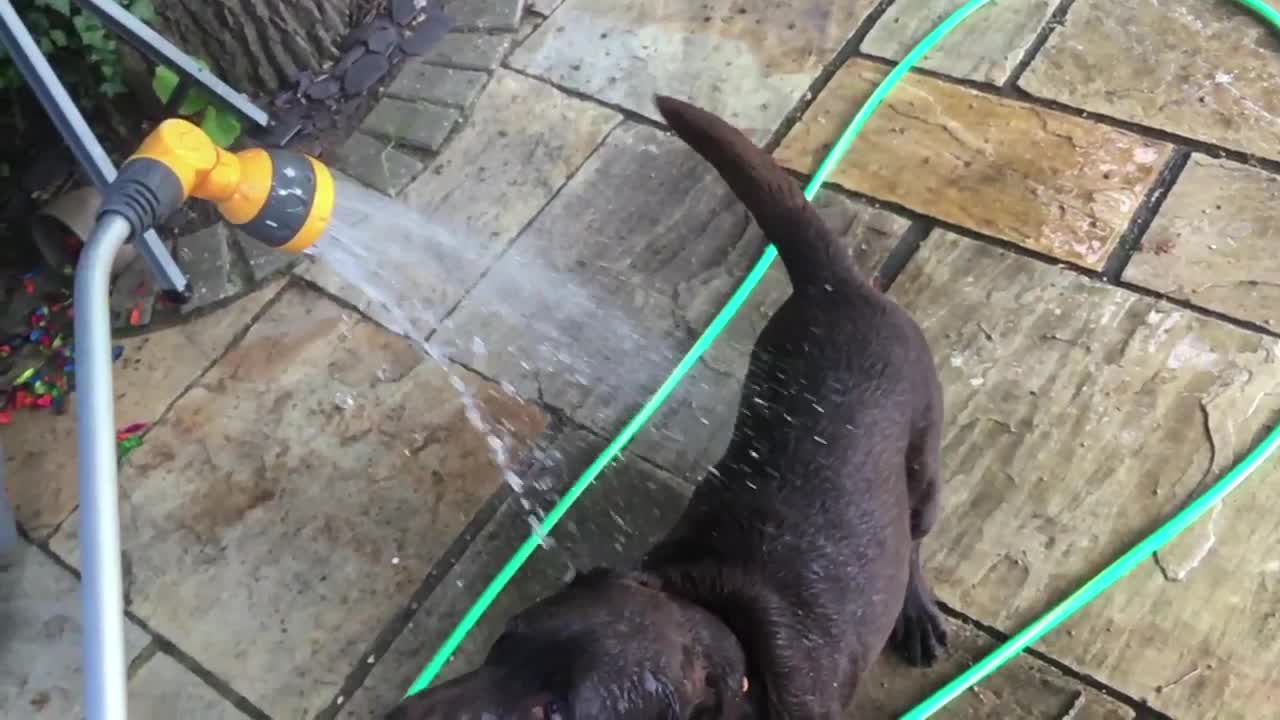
top-left (403, 0), bottom-right (1280, 711)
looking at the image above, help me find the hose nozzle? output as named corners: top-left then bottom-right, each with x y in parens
top-left (101, 119), bottom-right (334, 253)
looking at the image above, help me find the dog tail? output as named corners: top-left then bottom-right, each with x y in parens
top-left (655, 95), bottom-right (857, 292)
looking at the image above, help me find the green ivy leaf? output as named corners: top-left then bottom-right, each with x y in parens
top-left (129, 0), bottom-right (156, 22)
top-left (200, 107), bottom-right (242, 148)
top-left (48, 29), bottom-right (69, 47)
top-left (38, 36), bottom-right (54, 53)
top-left (152, 65), bottom-right (179, 101)
top-left (78, 29), bottom-right (109, 49)
top-left (151, 66), bottom-right (212, 114)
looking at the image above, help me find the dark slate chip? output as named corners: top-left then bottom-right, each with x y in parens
top-left (391, 0), bottom-right (421, 26)
top-left (340, 23), bottom-right (377, 51)
top-left (334, 46), bottom-right (366, 75)
top-left (343, 53), bottom-right (391, 95)
top-left (400, 13), bottom-right (455, 55)
top-left (366, 26), bottom-right (399, 54)
top-left (306, 76), bottom-right (342, 100)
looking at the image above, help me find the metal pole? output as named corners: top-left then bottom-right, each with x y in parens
top-left (72, 0), bottom-right (271, 130)
top-left (0, 0), bottom-right (188, 294)
top-left (74, 213), bottom-right (134, 720)
top-left (0, 433), bottom-right (17, 557)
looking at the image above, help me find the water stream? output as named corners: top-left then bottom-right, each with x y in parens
top-left (304, 178), bottom-right (695, 545)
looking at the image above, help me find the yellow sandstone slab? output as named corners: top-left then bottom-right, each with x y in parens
top-left (776, 59), bottom-right (1171, 269)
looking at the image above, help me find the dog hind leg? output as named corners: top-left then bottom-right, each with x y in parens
top-left (890, 383), bottom-right (948, 667)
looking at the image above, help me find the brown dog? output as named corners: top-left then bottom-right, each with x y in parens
top-left (387, 96), bottom-right (947, 719)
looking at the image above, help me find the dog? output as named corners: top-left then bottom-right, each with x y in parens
top-left (387, 96), bottom-right (948, 719)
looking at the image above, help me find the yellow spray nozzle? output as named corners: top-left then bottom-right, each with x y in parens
top-left (119, 118), bottom-right (335, 253)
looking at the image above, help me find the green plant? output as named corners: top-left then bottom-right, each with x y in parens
top-left (0, 0), bottom-right (157, 102)
top-left (151, 63), bottom-right (243, 148)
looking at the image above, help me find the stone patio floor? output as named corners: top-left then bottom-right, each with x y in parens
top-left (5, 0), bottom-right (1280, 717)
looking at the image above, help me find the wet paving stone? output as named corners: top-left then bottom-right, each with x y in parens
top-left (303, 70), bottom-right (620, 341)
top-left (1019, 0), bottom-right (1280, 161)
top-left (442, 0), bottom-right (526, 31)
top-left (862, 0), bottom-right (1056, 84)
top-left (47, 287), bottom-right (550, 718)
top-left (129, 653), bottom-right (249, 720)
top-left (1124, 154), bottom-right (1280, 331)
top-left (331, 132), bottom-right (427, 197)
top-left (386, 62), bottom-right (489, 109)
top-left (339, 427), bottom-right (692, 717)
top-left (892, 231), bottom-right (1280, 718)
top-left (420, 32), bottom-right (512, 70)
top-left (776, 59), bottom-right (1171, 269)
top-left (507, 0), bottom-right (882, 141)
top-left (360, 98), bottom-right (461, 152)
top-left (4, 281), bottom-right (285, 540)
top-left (0, 541), bottom-right (148, 717)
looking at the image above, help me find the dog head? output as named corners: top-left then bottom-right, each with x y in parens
top-left (386, 568), bottom-right (754, 720)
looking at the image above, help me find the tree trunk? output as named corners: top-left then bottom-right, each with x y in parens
top-left (152, 0), bottom-right (361, 96)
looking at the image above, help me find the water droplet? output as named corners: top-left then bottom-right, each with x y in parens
top-left (504, 470), bottom-right (525, 493)
top-left (334, 391), bottom-right (355, 410)
top-left (391, 556), bottom-right (400, 565)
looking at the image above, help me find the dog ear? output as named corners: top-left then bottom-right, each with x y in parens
top-left (646, 564), bottom-right (813, 718)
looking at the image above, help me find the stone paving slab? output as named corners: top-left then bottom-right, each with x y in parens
top-left (1125, 154), bottom-right (1280, 331)
top-left (387, 62), bottom-right (489, 109)
top-left (420, 32), bottom-right (513, 71)
top-left (303, 69), bottom-right (620, 340)
top-left (1020, 0), bottom-right (1280, 162)
top-left (341, 427), bottom-right (689, 717)
top-left (442, 0), bottom-right (526, 32)
top-left (48, 286), bottom-right (550, 718)
top-left (332, 133), bottom-right (427, 197)
top-left (893, 231), bottom-right (1280, 718)
top-left (4, 280), bottom-right (285, 540)
top-left (853, 619), bottom-right (1134, 719)
top-left (176, 224), bottom-right (246, 315)
top-left (507, 0), bottom-right (881, 141)
top-left (0, 541), bottom-right (148, 717)
top-left (862, 0), bottom-right (1056, 85)
top-left (361, 98), bottom-right (462, 153)
top-left (776, 58), bottom-right (1171, 270)
top-left (436, 121), bottom-right (912, 478)
top-left (129, 653), bottom-right (249, 720)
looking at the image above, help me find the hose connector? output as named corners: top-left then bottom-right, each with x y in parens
top-left (101, 119), bottom-right (335, 253)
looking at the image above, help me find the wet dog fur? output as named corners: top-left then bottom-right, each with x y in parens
top-left (387, 96), bottom-right (948, 720)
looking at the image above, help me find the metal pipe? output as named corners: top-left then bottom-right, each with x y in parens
top-left (0, 433), bottom-right (17, 557)
top-left (0, 0), bottom-right (188, 294)
top-left (72, 0), bottom-right (271, 130)
top-left (74, 213), bottom-right (134, 720)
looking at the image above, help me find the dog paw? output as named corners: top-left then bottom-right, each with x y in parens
top-left (890, 590), bottom-right (948, 668)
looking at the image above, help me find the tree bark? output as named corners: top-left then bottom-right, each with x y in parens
top-left (152, 0), bottom-right (360, 96)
